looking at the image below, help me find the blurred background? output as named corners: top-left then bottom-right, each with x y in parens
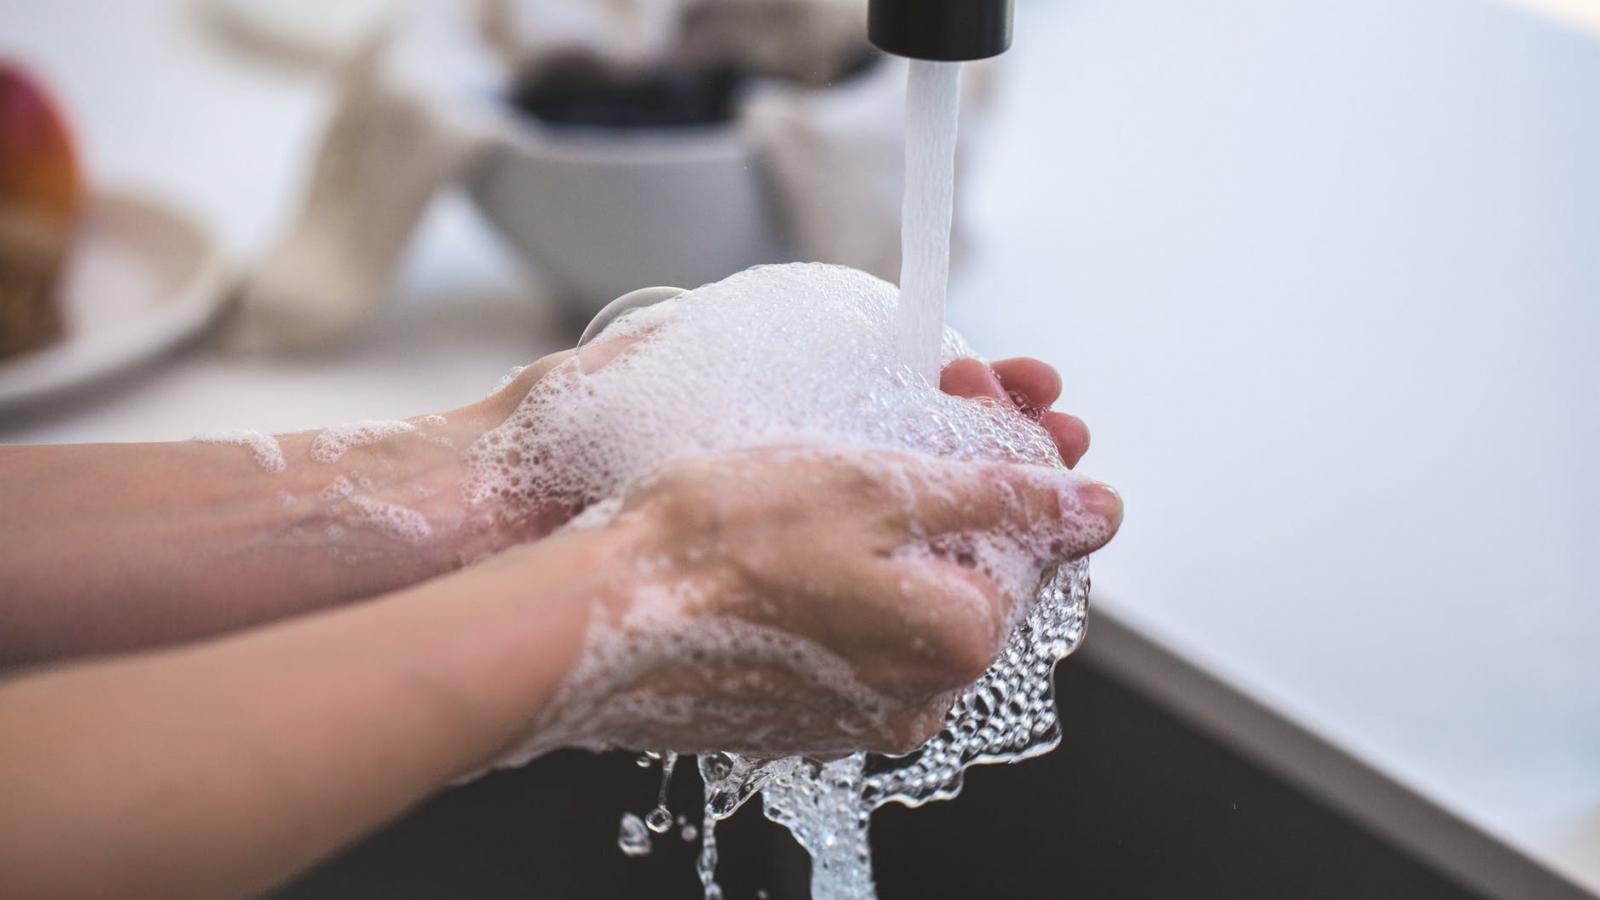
top-left (2, 0), bottom-right (1598, 897)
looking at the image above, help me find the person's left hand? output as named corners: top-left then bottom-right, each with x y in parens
top-left (483, 351), bottom-right (1092, 468)
top-left (306, 347), bottom-right (1097, 573)
top-left (449, 350), bottom-right (1096, 542)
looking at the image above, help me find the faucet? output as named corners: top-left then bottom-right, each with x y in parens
top-left (576, 0), bottom-right (1017, 352)
top-left (867, 0), bottom-right (1014, 61)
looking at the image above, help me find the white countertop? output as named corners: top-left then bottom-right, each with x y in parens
top-left (3, 0), bottom-right (1597, 893)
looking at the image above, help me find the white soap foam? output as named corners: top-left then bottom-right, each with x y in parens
top-left (309, 420), bottom-right (417, 464)
top-left (318, 475), bottom-right (355, 502)
top-left (463, 264), bottom-right (1065, 518)
top-left (346, 494), bottom-right (432, 544)
top-left (192, 430), bottom-right (286, 473)
top-left (462, 262), bottom-right (1102, 899)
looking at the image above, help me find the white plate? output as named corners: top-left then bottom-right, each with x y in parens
top-left (0, 188), bottom-right (229, 414)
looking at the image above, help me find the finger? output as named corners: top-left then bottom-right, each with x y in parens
top-left (991, 358), bottom-right (1062, 411)
top-left (1041, 411), bottom-right (1090, 468)
top-left (939, 357), bottom-right (1007, 402)
top-left (905, 458), bottom-right (1122, 561)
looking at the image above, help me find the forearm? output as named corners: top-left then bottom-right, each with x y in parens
top-left (0, 405), bottom-right (514, 665)
top-left (0, 523), bottom-right (618, 900)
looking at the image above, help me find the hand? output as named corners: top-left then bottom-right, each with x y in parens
top-left (941, 357), bottom-right (1091, 467)
top-left (523, 444), bottom-right (1122, 759)
top-left (0, 436), bottom-right (1121, 900)
top-left (296, 348), bottom-right (1098, 595)
top-left (488, 350), bottom-right (1091, 469)
top-left (436, 350), bottom-right (1094, 546)
top-left (249, 339), bottom-right (644, 576)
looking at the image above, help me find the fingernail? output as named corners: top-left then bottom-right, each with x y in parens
top-left (1078, 482), bottom-right (1123, 528)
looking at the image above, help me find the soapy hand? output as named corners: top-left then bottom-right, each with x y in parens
top-left (940, 357), bottom-right (1091, 468)
top-left (523, 445), bottom-right (1122, 758)
top-left (453, 345), bottom-right (1096, 546)
top-left (204, 342), bottom-right (1097, 597)
top-left (0, 282), bottom-right (1124, 900)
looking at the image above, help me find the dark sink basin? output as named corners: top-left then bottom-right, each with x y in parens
top-left (272, 649), bottom-right (1496, 900)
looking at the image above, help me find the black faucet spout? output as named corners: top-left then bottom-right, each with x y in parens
top-left (867, 0), bottom-right (1014, 62)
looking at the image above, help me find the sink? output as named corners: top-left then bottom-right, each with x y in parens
top-left (273, 652), bottom-right (1491, 900)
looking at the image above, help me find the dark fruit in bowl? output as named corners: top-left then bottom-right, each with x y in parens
top-left (0, 61), bottom-right (83, 359)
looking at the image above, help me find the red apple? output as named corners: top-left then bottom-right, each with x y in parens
top-left (0, 60), bottom-right (83, 358)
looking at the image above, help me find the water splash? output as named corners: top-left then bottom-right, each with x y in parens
top-left (696, 802), bottom-right (723, 900)
top-left (645, 752), bottom-right (678, 834)
top-left (682, 560), bottom-right (1090, 899)
top-left (617, 811), bottom-right (653, 858)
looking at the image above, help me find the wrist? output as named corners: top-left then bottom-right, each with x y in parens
top-left (264, 401), bottom-right (530, 590)
top-left (212, 356), bottom-right (573, 606)
top-left (404, 512), bottom-right (655, 770)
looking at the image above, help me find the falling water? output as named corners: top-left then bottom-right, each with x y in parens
top-left (696, 560), bottom-right (1091, 900)
top-left (894, 60), bottom-right (964, 385)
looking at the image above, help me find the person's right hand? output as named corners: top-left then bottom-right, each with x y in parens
top-left (527, 444), bottom-right (1122, 759)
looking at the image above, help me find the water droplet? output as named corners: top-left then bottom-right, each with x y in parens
top-left (708, 788), bottom-right (738, 818)
top-left (703, 752), bottom-right (732, 782)
top-left (645, 806), bottom-right (672, 834)
top-left (617, 812), bottom-right (651, 857)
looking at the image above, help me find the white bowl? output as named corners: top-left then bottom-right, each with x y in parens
top-left (466, 117), bottom-right (787, 307)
